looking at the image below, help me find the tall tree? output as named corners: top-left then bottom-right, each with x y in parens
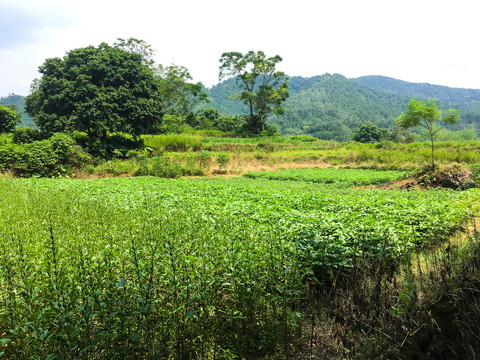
top-left (157, 64), bottom-right (208, 117)
top-left (395, 98), bottom-right (459, 169)
top-left (0, 104), bottom-right (21, 133)
top-left (219, 51), bottom-right (288, 134)
top-left (25, 42), bottom-right (164, 151)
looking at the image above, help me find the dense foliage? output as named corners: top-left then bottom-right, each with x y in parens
top-left (0, 104), bottom-right (21, 133)
top-left (353, 75), bottom-right (480, 104)
top-left (0, 133), bottom-right (90, 176)
top-left (0, 175), bottom-right (477, 358)
top-left (25, 42), bottom-right (164, 152)
top-left (205, 74), bottom-right (480, 140)
top-left (352, 122), bottom-right (392, 143)
top-left (206, 74), bottom-right (409, 140)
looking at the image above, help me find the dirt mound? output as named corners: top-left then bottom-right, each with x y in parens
top-left (381, 168), bottom-right (476, 190)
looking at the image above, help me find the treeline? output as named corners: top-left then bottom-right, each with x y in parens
top-left (3, 39), bottom-right (480, 147)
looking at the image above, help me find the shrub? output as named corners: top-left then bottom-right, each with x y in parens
top-left (217, 153), bottom-right (230, 171)
top-left (150, 156), bottom-right (183, 178)
top-left (13, 127), bottom-right (43, 144)
top-left (197, 151), bottom-right (211, 170)
top-left (0, 133), bottom-right (91, 177)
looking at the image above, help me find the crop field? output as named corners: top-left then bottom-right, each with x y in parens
top-left (243, 168), bottom-right (408, 186)
top-left (0, 171), bottom-right (479, 358)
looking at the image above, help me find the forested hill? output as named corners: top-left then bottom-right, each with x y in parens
top-left (4, 74), bottom-right (480, 140)
top-left (205, 74), bottom-right (480, 140)
top-left (270, 74), bottom-right (411, 140)
top-left (205, 74), bottom-right (410, 140)
top-left (352, 75), bottom-right (480, 104)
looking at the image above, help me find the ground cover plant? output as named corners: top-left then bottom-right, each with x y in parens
top-left (0, 174), bottom-right (479, 358)
top-left (243, 167), bottom-right (408, 186)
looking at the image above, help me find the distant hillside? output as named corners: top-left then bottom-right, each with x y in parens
top-left (205, 74), bottom-right (480, 140)
top-left (0, 94), bottom-right (36, 128)
top-left (352, 75), bottom-right (480, 104)
top-left (205, 74), bottom-right (410, 140)
top-left (4, 75), bottom-right (480, 141)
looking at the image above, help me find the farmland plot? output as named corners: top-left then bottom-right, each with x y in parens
top-left (0, 173), bottom-right (478, 358)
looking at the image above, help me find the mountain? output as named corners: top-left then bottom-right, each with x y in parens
top-left (4, 75), bottom-right (480, 141)
top-left (0, 94), bottom-right (36, 128)
top-left (352, 75), bottom-right (480, 104)
top-left (205, 74), bottom-right (480, 140)
top-left (205, 74), bottom-right (411, 140)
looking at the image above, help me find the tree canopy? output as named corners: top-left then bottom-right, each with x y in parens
top-left (396, 98), bottom-right (460, 169)
top-left (0, 104), bottom-right (21, 133)
top-left (25, 42), bottom-right (164, 151)
top-left (352, 122), bottom-right (392, 143)
top-left (157, 64), bottom-right (208, 117)
top-left (219, 51), bottom-right (288, 134)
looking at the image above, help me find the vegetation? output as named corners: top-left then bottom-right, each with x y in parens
top-left (351, 122), bottom-right (392, 143)
top-left (0, 104), bottom-right (21, 133)
top-left (0, 94), bottom-right (35, 128)
top-left (396, 98), bottom-right (460, 169)
top-left (8, 72), bottom-right (480, 142)
top-left (219, 51), bottom-right (289, 135)
top-left (205, 74), bottom-right (480, 140)
top-left (4, 37), bottom-right (480, 359)
top-left (0, 174), bottom-right (478, 358)
top-left (24, 42), bottom-right (164, 155)
top-left (243, 168), bottom-right (407, 186)
top-left (353, 75), bottom-right (480, 104)
top-left (0, 133), bottom-right (90, 177)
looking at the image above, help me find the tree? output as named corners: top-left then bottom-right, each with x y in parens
top-left (219, 51), bottom-right (288, 134)
top-left (156, 64), bottom-right (208, 117)
top-left (396, 98), bottom-right (459, 169)
top-left (25, 42), bottom-right (164, 153)
top-left (352, 122), bottom-right (392, 143)
top-left (0, 104), bottom-right (21, 133)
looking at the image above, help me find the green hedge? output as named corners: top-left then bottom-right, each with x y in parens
top-left (0, 133), bottom-right (91, 177)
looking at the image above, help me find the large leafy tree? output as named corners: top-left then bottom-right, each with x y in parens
top-left (219, 51), bottom-right (289, 134)
top-left (25, 42), bottom-right (164, 148)
top-left (156, 64), bottom-right (208, 117)
top-left (0, 104), bottom-right (21, 133)
top-left (396, 98), bottom-right (459, 169)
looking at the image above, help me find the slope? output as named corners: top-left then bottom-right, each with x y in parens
top-left (205, 74), bottom-right (410, 140)
top-left (352, 75), bottom-right (480, 104)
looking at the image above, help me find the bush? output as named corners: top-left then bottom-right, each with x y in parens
top-left (0, 133), bottom-right (91, 177)
top-left (289, 135), bottom-right (318, 142)
top-left (217, 153), bottom-right (230, 171)
top-left (150, 156), bottom-right (183, 178)
top-left (13, 127), bottom-right (43, 144)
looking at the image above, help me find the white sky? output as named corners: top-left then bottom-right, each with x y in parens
top-left (1, 0), bottom-right (480, 97)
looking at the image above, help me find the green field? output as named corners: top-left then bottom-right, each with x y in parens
top-left (0, 170), bottom-right (478, 358)
top-left (243, 167), bottom-right (408, 186)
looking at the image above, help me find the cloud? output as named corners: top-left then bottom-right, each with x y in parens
top-left (0, 1), bottom-right (75, 50)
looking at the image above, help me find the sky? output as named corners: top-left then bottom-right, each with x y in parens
top-left (1, 0), bottom-right (480, 97)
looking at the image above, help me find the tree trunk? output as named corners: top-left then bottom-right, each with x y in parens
top-left (430, 130), bottom-right (435, 171)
